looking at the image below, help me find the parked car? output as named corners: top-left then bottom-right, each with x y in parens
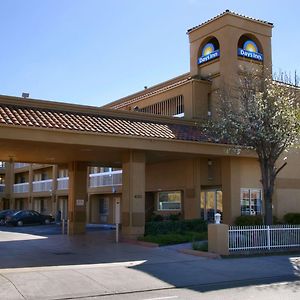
top-left (5, 210), bottom-right (54, 226)
top-left (0, 209), bottom-right (19, 225)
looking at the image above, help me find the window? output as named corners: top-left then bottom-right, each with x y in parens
top-left (58, 169), bottom-right (68, 178)
top-left (240, 188), bottom-right (262, 215)
top-left (34, 173), bottom-right (42, 181)
top-left (157, 191), bottom-right (182, 211)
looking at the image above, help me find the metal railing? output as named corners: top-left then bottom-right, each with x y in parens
top-left (89, 170), bottom-right (122, 187)
top-left (32, 179), bottom-right (53, 192)
top-left (229, 225), bottom-right (300, 252)
top-left (13, 182), bottom-right (29, 193)
top-left (57, 177), bottom-right (69, 190)
top-left (0, 184), bottom-right (5, 193)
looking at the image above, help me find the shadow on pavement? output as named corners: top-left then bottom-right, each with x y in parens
top-left (0, 226), bottom-right (299, 295)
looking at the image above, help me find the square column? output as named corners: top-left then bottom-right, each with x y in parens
top-left (122, 150), bottom-right (145, 238)
top-left (68, 161), bottom-right (87, 235)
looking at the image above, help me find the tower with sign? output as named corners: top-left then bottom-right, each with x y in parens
top-left (187, 10), bottom-right (273, 117)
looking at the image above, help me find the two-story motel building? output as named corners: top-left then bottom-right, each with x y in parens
top-left (0, 10), bottom-right (299, 236)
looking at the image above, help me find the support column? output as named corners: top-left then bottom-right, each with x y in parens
top-left (28, 164), bottom-right (33, 210)
top-left (122, 150), bottom-right (145, 239)
top-left (221, 157), bottom-right (241, 224)
top-left (68, 161), bottom-right (87, 235)
top-left (5, 161), bottom-right (14, 209)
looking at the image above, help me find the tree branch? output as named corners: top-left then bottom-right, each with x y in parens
top-left (275, 162), bottom-right (287, 176)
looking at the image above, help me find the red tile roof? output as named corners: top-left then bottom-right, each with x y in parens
top-left (0, 103), bottom-right (216, 143)
top-left (187, 10), bottom-right (273, 34)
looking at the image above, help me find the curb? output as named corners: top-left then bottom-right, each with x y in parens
top-left (121, 239), bottom-right (159, 248)
top-left (178, 248), bottom-right (221, 259)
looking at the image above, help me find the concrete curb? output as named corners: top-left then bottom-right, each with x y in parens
top-left (178, 248), bottom-right (221, 259)
top-left (121, 238), bottom-right (159, 248)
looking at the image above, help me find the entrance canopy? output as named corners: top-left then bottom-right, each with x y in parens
top-left (0, 95), bottom-right (253, 165)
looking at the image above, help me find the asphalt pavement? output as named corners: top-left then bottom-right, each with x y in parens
top-left (0, 225), bottom-right (299, 300)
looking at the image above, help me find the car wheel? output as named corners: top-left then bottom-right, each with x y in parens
top-left (44, 219), bottom-right (50, 225)
top-left (17, 220), bottom-right (23, 227)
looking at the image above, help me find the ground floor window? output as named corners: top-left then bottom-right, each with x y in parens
top-left (240, 188), bottom-right (262, 215)
top-left (157, 191), bottom-right (181, 211)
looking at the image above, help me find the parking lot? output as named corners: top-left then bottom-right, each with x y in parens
top-left (0, 222), bottom-right (115, 237)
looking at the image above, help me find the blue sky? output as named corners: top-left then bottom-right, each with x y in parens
top-left (0, 0), bottom-right (299, 107)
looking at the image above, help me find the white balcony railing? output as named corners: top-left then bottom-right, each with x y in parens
top-left (14, 163), bottom-right (30, 169)
top-left (0, 184), bottom-right (5, 193)
top-left (32, 179), bottom-right (53, 192)
top-left (13, 182), bottom-right (29, 193)
top-left (57, 177), bottom-right (69, 190)
top-left (89, 170), bottom-right (122, 188)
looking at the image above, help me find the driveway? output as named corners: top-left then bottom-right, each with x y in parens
top-left (0, 228), bottom-right (299, 299)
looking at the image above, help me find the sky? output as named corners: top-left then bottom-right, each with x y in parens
top-left (0, 0), bottom-right (299, 107)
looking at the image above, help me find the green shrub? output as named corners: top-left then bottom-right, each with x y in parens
top-left (283, 213), bottom-right (300, 224)
top-left (272, 216), bottom-right (283, 225)
top-left (168, 213), bottom-right (181, 221)
top-left (234, 215), bottom-right (263, 226)
top-left (192, 241), bottom-right (208, 252)
top-left (144, 218), bottom-right (207, 236)
top-left (139, 231), bottom-right (207, 246)
top-left (150, 214), bottom-right (164, 222)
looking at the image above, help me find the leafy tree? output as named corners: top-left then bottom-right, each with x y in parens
top-left (208, 70), bottom-right (300, 224)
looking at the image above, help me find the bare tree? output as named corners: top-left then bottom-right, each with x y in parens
top-left (208, 70), bottom-right (300, 224)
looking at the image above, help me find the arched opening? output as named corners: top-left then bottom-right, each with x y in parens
top-left (237, 34), bottom-right (263, 62)
top-left (198, 36), bottom-right (220, 65)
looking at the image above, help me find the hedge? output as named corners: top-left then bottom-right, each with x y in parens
top-left (283, 213), bottom-right (300, 225)
top-left (234, 215), bottom-right (264, 226)
top-left (144, 219), bottom-right (207, 236)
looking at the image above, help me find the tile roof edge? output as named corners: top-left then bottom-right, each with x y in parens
top-left (0, 94), bottom-right (200, 127)
top-left (187, 10), bottom-right (273, 34)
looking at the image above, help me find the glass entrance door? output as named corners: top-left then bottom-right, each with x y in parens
top-left (200, 189), bottom-right (222, 222)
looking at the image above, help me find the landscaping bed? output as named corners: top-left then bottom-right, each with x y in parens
top-left (139, 218), bottom-right (208, 246)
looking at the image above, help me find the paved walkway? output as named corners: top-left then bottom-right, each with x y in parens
top-left (0, 229), bottom-right (299, 299)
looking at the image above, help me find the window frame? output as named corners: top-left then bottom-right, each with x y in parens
top-left (157, 190), bottom-right (182, 211)
top-left (240, 188), bottom-right (263, 216)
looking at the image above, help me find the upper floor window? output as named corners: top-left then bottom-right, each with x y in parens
top-left (58, 169), bottom-right (68, 178)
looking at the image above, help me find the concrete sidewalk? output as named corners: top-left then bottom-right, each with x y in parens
top-left (0, 230), bottom-right (299, 299)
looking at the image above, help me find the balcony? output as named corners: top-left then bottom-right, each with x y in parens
top-left (13, 182), bottom-right (29, 193)
top-left (57, 177), bottom-right (69, 190)
top-left (32, 179), bottom-right (53, 193)
top-left (14, 163), bottom-right (30, 169)
top-left (89, 170), bottom-right (122, 188)
top-left (0, 184), bottom-right (5, 193)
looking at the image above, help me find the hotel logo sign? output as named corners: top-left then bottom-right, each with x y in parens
top-left (198, 42), bottom-right (220, 65)
top-left (238, 40), bottom-right (263, 61)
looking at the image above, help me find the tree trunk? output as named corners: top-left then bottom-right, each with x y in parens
top-left (264, 197), bottom-right (273, 225)
top-left (260, 159), bottom-right (274, 225)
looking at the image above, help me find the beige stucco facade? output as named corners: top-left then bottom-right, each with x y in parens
top-left (0, 11), bottom-right (299, 236)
